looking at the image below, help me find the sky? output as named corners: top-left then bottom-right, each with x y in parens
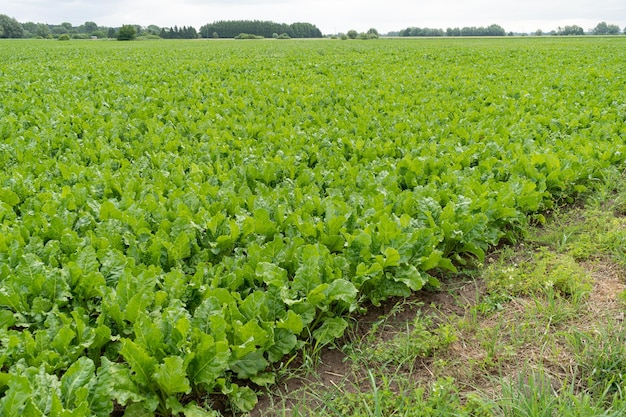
top-left (2, 0), bottom-right (625, 35)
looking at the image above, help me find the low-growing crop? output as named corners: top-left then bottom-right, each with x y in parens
top-left (0, 37), bottom-right (625, 415)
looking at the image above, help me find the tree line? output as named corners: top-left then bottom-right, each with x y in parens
top-left (394, 22), bottom-right (626, 37)
top-left (159, 26), bottom-right (199, 39)
top-left (1, 14), bottom-right (625, 39)
top-left (399, 24), bottom-right (506, 37)
top-left (198, 20), bottom-right (322, 39)
top-left (532, 22), bottom-right (623, 36)
top-left (0, 14), bottom-right (322, 39)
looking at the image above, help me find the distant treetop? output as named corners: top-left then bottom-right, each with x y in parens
top-left (0, 14), bottom-right (24, 38)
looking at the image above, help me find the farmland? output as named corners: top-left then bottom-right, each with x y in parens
top-left (1, 37), bottom-right (625, 416)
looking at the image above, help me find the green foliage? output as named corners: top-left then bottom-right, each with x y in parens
top-left (1, 38), bottom-right (626, 415)
top-left (235, 33), bottom-right (263, 39)
top-left (83, 21), bottom-right (98, 34)
top-left (442, 24), bottom-right (507, 36)
top-left (592, 22), bottom-right (622, 35)
top-left (35, 23), bottom-right (51, 38)
top-left (199, 20), bottom-right (322, 38)
top-left (159, 26), bottom-right (198, 39)
top-left (567, 324), bottom-right (626, 398)
top-left (355, 314), bottom-right (456, 368)
top-left (299, 375), bottom-right (479, 417)
top-left (401, 24), bottom-right (507, 37)
top-left (367, 28), bottom-right (379, 38)
top-left (0, 14), bottom-right (24, 38)
top-left (403, 27), bottom-right (446, 37)
top-left (118, 24), bottom-right (137, 41)
top-left (557, 25), bottom-right (585, 35)
top-left (484, 250), bottom-right (592, 299)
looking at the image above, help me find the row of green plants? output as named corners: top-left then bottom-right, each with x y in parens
top-left (0, 38), bottom-right (625, 415)
top-left (269, 168), bottom-right (626, 416)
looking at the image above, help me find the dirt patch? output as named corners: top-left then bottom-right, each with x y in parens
top-left (572, 261), bottom-right (626, 334)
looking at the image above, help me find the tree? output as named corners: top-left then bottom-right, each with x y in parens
top-left (117, 24), bottom-right (137, 40)
top-left (51, 25), bottom-right (68, 35)
top-left (83, 21), bottom-right (98, 34)
top-left (186, 26), bottom-right (198, 38)
top-left (594, 21), bottom-right (607, 34)
top-left (36, 23), bottom-right (50, 38)
top-left (21, 21), bottom-right (37, 37)
top-left (0, 14), bottom-right (24, 38)
top-left (486, 24), bottom-right (506, 36)
top-left (557, 25), bottom-right (584, 35)
top-left (146, 25), bottom-right (161, 35)
top-left (347, 29), bottom-right (358, 39)
top-left (596, 22), bottom-right (622, 35)
top-left (367, 28), bottom-right (379, 39)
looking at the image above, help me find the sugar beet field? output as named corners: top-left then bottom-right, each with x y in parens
top-left (1, 37), bottom-right (625, 416)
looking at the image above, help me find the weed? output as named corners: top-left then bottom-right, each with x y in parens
top-left (492, 369), bottom-right (558, 417)
top-left (566, 325), bottom-right (626, 400)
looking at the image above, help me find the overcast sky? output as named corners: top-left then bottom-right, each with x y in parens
top-left (3, 0), bottom-right (625, 34)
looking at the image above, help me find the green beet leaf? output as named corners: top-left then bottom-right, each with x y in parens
top-left (0, 188), bottom-right (20, 207)
top-left (153, 356), bottom-right (191, 396)
top-left (276, 309), bottom-right (304, 334)
top-left (230, 351), bottom-right (268, 379)
top-left (381, 247), bottom-right (401, 268)
top-left (61, 357), bottom-right (95, 409)
top-left (133, 312), bottom-right (165, 357)
top-left (119, 339), bottom-right (158, 389)
top-left (312, 317), bottom-right (348, 345)
top-left (231, 385), bottom-right (258, 413)
top-left (239, 290), bottom-right (267, 322)
top-left (1, 375), bottom-right (31, 417)
top-left (323, 279), bottom-right (358, 308)
top-left (102, 358), bottom-right (155, 409)
top-left (183, 403), bottom-right (221, 416)
top-left (188, 331), bottom-right (230, 389)
top-left (0, 310), bottom-right (16, 329)
top-left (255, 261), bottom-right (288, 287)
top-left (122, 402), bottom-right (157, 417)
top-left (267, 328), bottom-right (298, 362)
top-left (392, 265), bottom-right (427, 292)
